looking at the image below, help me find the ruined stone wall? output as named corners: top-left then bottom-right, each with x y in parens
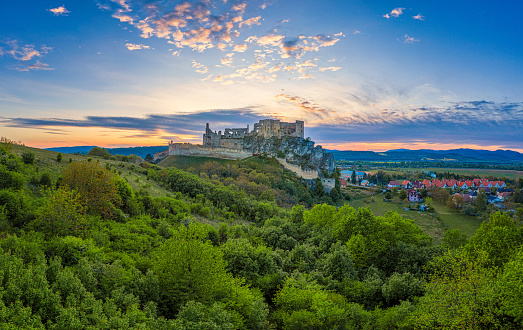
top-left (321, 178), bottom-right (336, 193)
top-left (276, 158), bottom-right (318, 180)
top-left (168, 142), bottom-right (251, 160)
top-left (219, 138), bottom-right (244, 150)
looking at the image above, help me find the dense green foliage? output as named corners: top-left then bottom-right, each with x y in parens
top-left (1, 145), bottom-right (523, 329)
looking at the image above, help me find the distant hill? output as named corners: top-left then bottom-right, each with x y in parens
top-left (330, 148), bottom-right (523, 163)
top-left (46, 145), bottom-right (168, 159)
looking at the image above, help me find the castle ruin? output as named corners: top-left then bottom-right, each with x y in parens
top-left (203, 119), bottom-right (304, 150)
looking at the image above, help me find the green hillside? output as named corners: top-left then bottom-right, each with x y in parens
top-left (1, 140), bottom-right (523, 329)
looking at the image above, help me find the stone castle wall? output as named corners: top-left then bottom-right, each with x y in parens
top-left (168, 142), bottom-right (251, 160)
top-left (276, 158), bottom-right (318, 180)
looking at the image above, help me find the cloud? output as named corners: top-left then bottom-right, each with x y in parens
top-left (383, 7), bottom-right (405, 18)
top-left (319, 67), bottom-right (342, 72)
top-left (401, 34), bottom-right (419, 43)
top-left (1, 40), bottom-right (54, 71)
top-left (275, 94), bottom-right (334, 120)
top-left (49, 6), bottom-right (70, 16)
top-left (100, 0), bottom-right (344, 83)
top-left (233, 43), bottom-right (248, 52)
top-left (192, 60), bottom-right (208, 74)
top-left (125, 43), bottom-right (151, 50)
top-left (413, 14), bottom-right (425, 21)
top-left (2, 108), bottom-right (265, 139)
top-left (10, 61), bottom-right (55, 72)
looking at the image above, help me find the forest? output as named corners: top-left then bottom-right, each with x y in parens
top-left (1, 139), bottom-right (523, 329)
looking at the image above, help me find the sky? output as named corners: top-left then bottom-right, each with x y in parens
top-left (0, 0), bottom-right (522, 152)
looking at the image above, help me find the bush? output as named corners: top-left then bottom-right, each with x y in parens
top-left (21, 151), bottom-right (35, 164)
top-left (0, 165), bottom-right (24, 190)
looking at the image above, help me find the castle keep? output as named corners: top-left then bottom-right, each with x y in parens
top-left (203, 119), bottom-right (304, 150)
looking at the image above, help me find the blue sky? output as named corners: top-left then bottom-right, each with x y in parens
top-left (0, 0), bottom-right (522, 151)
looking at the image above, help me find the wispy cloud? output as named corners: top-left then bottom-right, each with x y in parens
top-left (413, 13), bottom-right (425, 21)
top-left (49, 6), bottom-right (70, 16)
top-left (125, 43), bottom-right (150, 50)
top-left (1, 40), bottom-right (54, 71)
top-left (10, 61), bottom-right (55, 72)
top-left (383, 7), bottom-right (405, 18)
top-left (401, 34), bottom-right (419, 43)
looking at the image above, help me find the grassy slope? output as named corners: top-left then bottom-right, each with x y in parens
top-left (347, 195), bottom-right (483, 243)
top-left (12, 145), bottom-right (172, 198)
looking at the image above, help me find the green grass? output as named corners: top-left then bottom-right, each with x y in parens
top-left (345, 195), bottom-right (484, 243)
top-left (12, 145), bottom-right (174, 198)
top-left (158, 155), bottom-right (234, 171)
top-left (430, 202), bottom-right (483, 238)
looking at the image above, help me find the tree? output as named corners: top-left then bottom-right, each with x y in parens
top-left (56, 152), bottom-right (63, 162)
top-left (442, 229), bottom-right (468, 249)
top-left (412, 249), bottom-right (497, 329)
top-left (314, 178), bottom-right (324, 197)
top-left (351, 171), bottom-right (356, 184)
top-left (144, 153), bottom-right (154, 163)
top-left (35, 188), bottom-right (87, 237)
top-left (399, 189), bottom-right (407, 201)
top-left (61, 161), bottom-right (121, 218)
top-left (475, 191), bottom-right (487, 212)
top-left (21, 151), bottom-right (35, 165)
top-left (153, 223), bottom-right (269, 329)
top-left (385, 192), bottom-right (392, 200)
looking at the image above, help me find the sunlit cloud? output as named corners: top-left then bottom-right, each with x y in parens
top-left (383, 7), bottom-right (405, 18)
top-left (413, 14), bottom-right (425, 21)
top-left (1, 40), bottom-right (54, 71)
top-left (192, 60), bottom-right (208, 74)
top-left (125, 43), bottom-right (150, 50)
top-left (319, 66), bottom-right (342, 72)
top-left (48, 6), bottom-right (70, 16)
top-left (100, 0), bottom-right (344, 83)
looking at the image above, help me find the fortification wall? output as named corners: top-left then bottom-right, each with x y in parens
top-left (276, 158), bottom-right (318, 180)
top-left (168, 143), bottom-right (251, 160)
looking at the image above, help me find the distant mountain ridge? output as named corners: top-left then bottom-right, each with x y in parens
top-left (329, 148), bottom-right (523, 163)
top-left (46, 146), bottom-right (523, 163)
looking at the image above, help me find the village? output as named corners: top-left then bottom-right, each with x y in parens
top-left (338, 169), bottom-right (513, 208)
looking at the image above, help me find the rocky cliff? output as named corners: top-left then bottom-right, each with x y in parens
top-left (244, 136), bottom-right (336, 176)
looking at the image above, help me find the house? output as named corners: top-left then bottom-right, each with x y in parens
top-left (340, 170), bottom-right (364, 182)
top-left (401, 180), bottom-right (412, 189)
top-left (360, 180), bottom-right (369, 187)
top-left (355, 172), bottom-right (365, 181)
top-left (408, 189), bottom-right (423, 202)
top-left (465, 180), bottom-right (475, 188)
top-left (497, 192), bottom-right (512, 200)
top-left (421, 179), bottom-right (432, 188)
top-left (388, 181), bottom-right (400, 189)
top-left (341, 179), bottom-right (347, 188)
top-left (340, 170), bottom-right (352, 179)
top-left (411, 180), bottom-right (423, 189)
top-left (487, 195), bottom-right (503, 204)
top-left (455, 181), bottom-right (468, 189)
